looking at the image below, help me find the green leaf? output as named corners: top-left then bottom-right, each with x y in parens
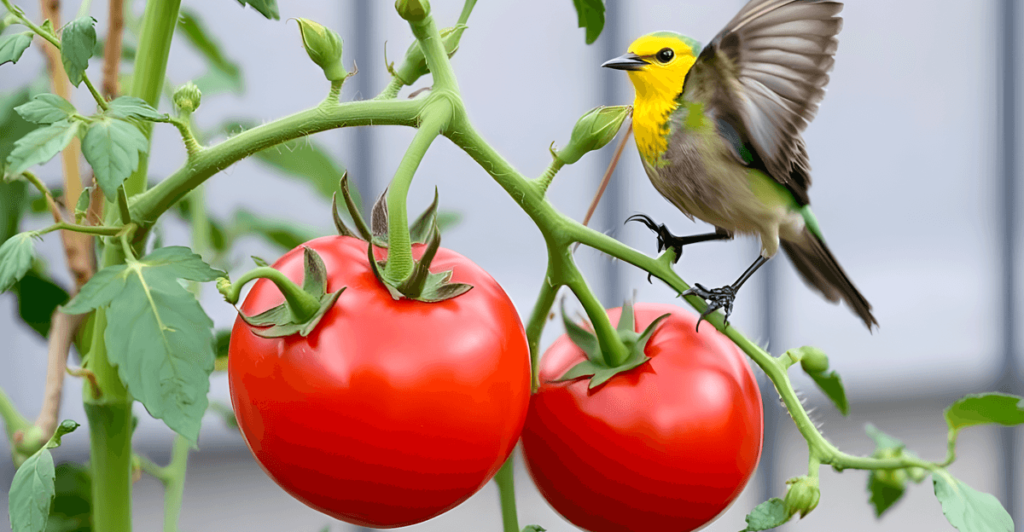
top-left (0, 232), bottom-right (36, 292)
top-left (560, 299), bottom-right (600, 362)
top-left (9, 446), bottom-right (56, 532)
top-left (865, 423), bottom-right (905, 451)
top-left (522, 527), bottom-right (547, 532)
top-left (177, 9), bottom-right (243, 95)
top-left (63, 248), bottom-right (222, 444)
top-left (105, 96), bottom-right (163, 121)
top-left (0, 86), bottom-right (44, 177)
top-left (73, 187), bottom-right (91, 224)
top-left (945, 393), bottom-right (1024, 432)
top-left (235, 0), bottom-right (280, 20)
top-left (6, 120), bottom-right (81, 177)
top-left (81, 117), bottom-right (148, 200)
top-left (0, 31), bottom-right (33, 66)
top-left (47, 463), bottom-right (91, 532)
top-left (806, 369), bottom-right (849, 416)
top-left (868, 469), bottom-right (906, 518)
top-left (60, 17), bottom-right (96, 87)
top-left (230, 209), bottom-right (320, 251)
top-left (225, 122), bottom-right (346, 199)
top-left (0, 179), bottom-right (27, 243)
top-left (571, 0), bottom-right (605, 44)
top-left (933, 473), bottom-right (1013, 532)
top-left (16, 269), bottom-right (69, 337)
top-left (741, 498), bottom-right (791, 531)
top-left (15, 94), bottom-right (77, 124)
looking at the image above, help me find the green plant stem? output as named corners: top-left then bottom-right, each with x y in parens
top-left (494, 455), bottom-right (519, 532)
top-left (382, 106), bottom-right (450, 283)
top-left (565, 271), bottom-right (629, 366)
top-left (34, 221), bottom-right (124, 237)
top-left (153, 116), bottom-right (202, 157)
top-left (0, 385), bottom-right (31, 443)
top-left (534, 157), bottom-right (564, 194)
top-left (376, 77), bottom-right (404, 100)
top-left (407, 14), bottom-right (458, 92)
top-left (219, 267), bottom-right (320, 321)
top-left (457, 0), bottom-right (478, 25)
top-left (81, 74), bottom-right (108, 110)
top-left (525, 270), bottom-right (560, 392)
top-left (162, 434), bottom-right (189, 532)
top-left (84, 400), bottom-right (133, 532)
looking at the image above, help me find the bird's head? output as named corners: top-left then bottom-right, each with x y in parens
top-left (603, 32), bottom-right (702, 102)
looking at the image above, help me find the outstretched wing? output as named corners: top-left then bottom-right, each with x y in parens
top-left (683, 0), bottom-right (843, 205)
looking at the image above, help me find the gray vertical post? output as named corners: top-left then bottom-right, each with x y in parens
top-left (997, 0), bottom-right (1020, 521)
top-left (350, 0), bottom-right (377, 218)
top-left (758, 258), bottom-right (782, 517)
top-left (599, 0), bottom-right (625, 306)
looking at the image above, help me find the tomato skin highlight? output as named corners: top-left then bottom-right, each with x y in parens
top-left (521, 303), bottom-right (763, 532)
top-left (228, 236), bottom-right (531, 528)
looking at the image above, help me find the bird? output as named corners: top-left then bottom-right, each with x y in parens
top-left (602, 0), bottom-right (876, 330)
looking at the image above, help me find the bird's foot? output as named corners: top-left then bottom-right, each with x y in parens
top-left (680, 283), bottom-right (736, 331)
top-left (626, 214), bottom-right (687, 263)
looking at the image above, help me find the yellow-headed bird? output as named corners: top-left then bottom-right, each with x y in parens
top-left (604, 0), bottom-right (876, 330)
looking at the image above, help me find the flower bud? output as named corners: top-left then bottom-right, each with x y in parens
top-left (395, 0), bottom-right (430, 22)
top-left (799, 346), bottom-right (829, 374)
top-left (296, 18), bottom-right (346, 81)
top-left (394, 25), bottom-right (466, 86)
top-left (172, 82), bottom-right (202, 114)
top-left (556, 106), bottom-right (630, 165)
top-left (784, 476), bottom-right (821, 519)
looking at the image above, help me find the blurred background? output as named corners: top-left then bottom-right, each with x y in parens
top-left (1, 0), bottom-right (1022, 530)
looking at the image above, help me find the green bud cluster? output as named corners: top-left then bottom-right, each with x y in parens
top-left (784, 476), bottom-right (821, 518)
top-left (556, 106), bottom-right (630, 165)
top-left (172, 82), bottom-right (202, 114)
top-left (395, 0), bottom-right (430, 22)
top-left (798, 346), bottom-right (829, 373)
top-left (296, 18), bottom-right (346, 81)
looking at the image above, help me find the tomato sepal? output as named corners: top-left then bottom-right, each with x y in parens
top-left (554, 299), bottom-right (669, 389)
top-left (332, 173), bottom-right (373, 241)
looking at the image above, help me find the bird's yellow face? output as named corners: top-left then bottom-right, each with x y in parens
top-left (603, 32), bottom-right (701, 161)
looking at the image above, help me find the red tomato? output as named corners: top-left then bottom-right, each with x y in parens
top-left (229, 236), bottom-right (531, 528)
top-left (521, 303), bottom-right (763, 532)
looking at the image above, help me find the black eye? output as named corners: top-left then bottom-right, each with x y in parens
top-left (656, 48), bottom-right (675, 63)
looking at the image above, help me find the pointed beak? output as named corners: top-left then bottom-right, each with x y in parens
top-left (602, 52), bottom-right (649, 71)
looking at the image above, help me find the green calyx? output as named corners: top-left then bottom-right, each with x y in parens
top-left (784, 476), bottom-right (820, 519)
top-left (217, 247), bottom-right (344, 338)
top-left (332, 176), bottom-right (472, 303)
top-left (172, 82), bottom-right (201, 115)
top-left (395, 0), bottom-right (430, 22)
top-left (393, 24), bottom-right (466, 86)
top-left (555, 105), bottom-right (630, 165)
top-left (295, 18), bottom-right (346, 81)
top-left (555, 299), bottom-right (669, 389)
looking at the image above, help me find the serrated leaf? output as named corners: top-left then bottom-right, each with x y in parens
top-left (9, 447), bottom-right (56, 532)
top-left (141, 246), bottom-right (225, 282)
top-left (61, 265), bottom-right (127, 315)
top-left (0, 232), bottom-right (36, 292)
top-left (571, 0), bottom-right (605, 45)
top-left (177, 9), bottom-right (243, 95)
top-left (7, 120), bottom-right (81, 176)
top-left (81, 117), bottom-right (148, 200)
top-left (807, 369), bottom-right (849, 416)
top-left (0, 32), bottom-right (33, 66)
top-left (230, 209), bottom-right (319, 251)
top-left (15, 94), bottom-right (77, 124)
top-left (741, 498), bottom-right (791, 531)
top-left (224, 122), bottom-right (346, 199)
top-left (60, 17), bottom-right (96, 87)
top-left (105, 96), bottom-right (163, 121)
top-left (933, 474), bottom-right (1013, 532)
top-left (47, 463), bottom-right (91, 532)
top-left (944, 393), bottom-right (1024, 432)
top-left (235, 0), bottom-right (279, 20)
top-left (16, 269), bottom-right (69, 337)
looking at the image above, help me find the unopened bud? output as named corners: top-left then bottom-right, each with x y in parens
top-left (799, 346), bottom-right (829, 374)
top-left (296, 18), bottom-right (346, 81)
top-left (556, 106), bottom-right (630, 164)
top-left (173, 82), bottom-right (202, 114)
top-left (784, 476), bottom-right (821, 519)
top-left (395, 0), bottom-right (430, 21)
top-left (394, 25), bottom-right (466, 86)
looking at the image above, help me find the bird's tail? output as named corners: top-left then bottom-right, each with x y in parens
top-left (781, 229), bottom-right (878, 330)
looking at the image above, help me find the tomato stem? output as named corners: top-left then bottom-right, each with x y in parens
top-left (494, 455), bottom-right (520, 532)
top-left (525, 266), bottom-right (560, 392)
top-left (220, 267), bottom-right (322, 323)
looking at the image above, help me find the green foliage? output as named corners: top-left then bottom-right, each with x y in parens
top-left (16, 269), bottom-right (69, 337)
top-left (6, 120), bottom-right (81, 177)
top-left (571, 0), bottom-right (605, 45)
top-left (8, 420), bottom-right (79, 532)
top-left (741, 498), bottom-right (790, 531)
top-left (864, 424), bottom-right (917, 517)
top-left (806, 369), bottom-right (848, 415)
top-left (0, 86), bottom-right (44, 176)
top-left (0, 31), bottom-right (33, 66)
top-left (177, 9), bottom-right (243, 95)
top-left (15, 95), bottom-right (77, 124)
top-left (522, 527), bottom-right (546, 532)
top-left (81, 117), bottom-right (149, 200)
top-left (234, 0), bottom-right (279, 20)
top-left (60, 17), bottom-right (97, 87)
top-left (933, 474), bottom-right (1013, 532)
top-left (0, 232), bottom-right (36, 292)
top-left (0, 180), bottom-right (27, 242)
top-left (105, 96), bottom-right (164, 121)
top-left (73, 187), bottom-right (91, 224)
top-left (63, 247), bottom-right (223, 444)
top-left (46, 463), bottom-right (92, 532)
top-left (944, 393), bottom-right (1024, 432)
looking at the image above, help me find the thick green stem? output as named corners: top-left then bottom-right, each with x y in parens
top-left (494, 455), bottom-right (520, 532)
top-left (84, 401), bottom-right (133, 532)
top-left (565, 271), bottom-right (629, 366)
top-left (219, 268), bottom-right (320, 322)
top-left (162, 434), bottom-right (189, 532)
top-left (525, 269), bottom-right (559, 392)
top-left (376, 77), bottom-right (404, 100)
top-left (534, 157), bottom-right (565, 194)
top-left (382, 105), bottom-right (450, 283)
top-left (0, 386), bottom-right (31, 443)
top-left (407, 15), bottom-right (458, 92)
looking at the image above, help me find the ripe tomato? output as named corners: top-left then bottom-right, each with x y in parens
top-left (228, 235), bottom-right (531, 528)
top-left (521, 303), bottom-right (762, 532)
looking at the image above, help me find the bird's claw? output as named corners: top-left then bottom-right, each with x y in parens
top-left (680, 283), bottom-right (736, 331)
top-left (626, 214), bottom-right (684, 263)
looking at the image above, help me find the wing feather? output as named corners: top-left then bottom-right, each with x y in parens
top-left (683, 0), bottom-right (843, 204)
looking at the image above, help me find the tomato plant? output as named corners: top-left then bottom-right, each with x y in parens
top-left (522, 303), bottom-right (762, 532)
top-left (229, 235), bottom-right (530, 527)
